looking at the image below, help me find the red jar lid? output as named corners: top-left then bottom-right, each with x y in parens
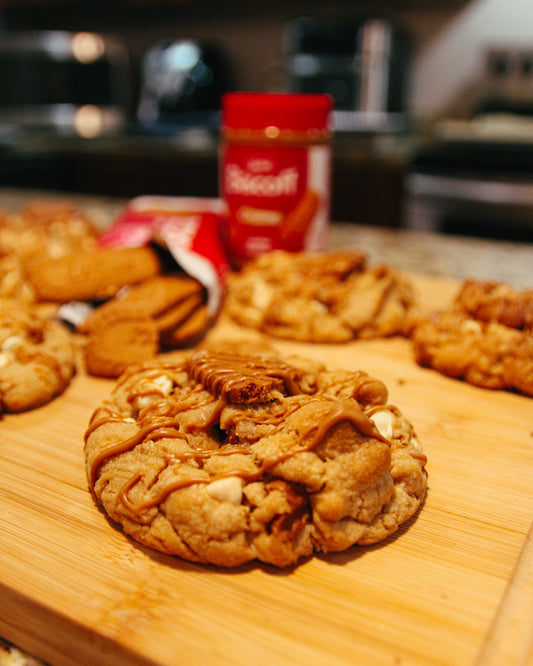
top-left (222, 92), bottom-right (332, 132)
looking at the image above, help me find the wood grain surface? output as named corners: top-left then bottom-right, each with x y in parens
top-left (1, 274), bottom-right (533, 666)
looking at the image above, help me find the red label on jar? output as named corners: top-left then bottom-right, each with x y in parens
top-left (221, 142), bottom-right (330, 266)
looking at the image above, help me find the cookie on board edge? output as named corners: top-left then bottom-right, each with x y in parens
top-left (412, 279), bottom-right (533, 396)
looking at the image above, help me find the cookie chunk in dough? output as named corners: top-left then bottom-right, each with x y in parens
top-left (84, 342), bottom-right (427, 567)
top-left (412, 279), bottom-right (533, 396)
top-left (224, 250), bottom-right (419, 342)
top-left (0, 298), bottom-right (75, 413)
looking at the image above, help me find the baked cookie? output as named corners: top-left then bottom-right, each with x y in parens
top-left (24, 245), bottom-right (162, 302)
top-left (84, 343), bottom-right (427, 567)
top-left (0, 199), bottom-right (98, 262)
top-left (412, 279), bottom-right (533, 396)
top-left (224, 250), bottom-right (419, 342)
top-left (79, 274), bottom-right (210, 377)
top-left (0, 298), bottom-right (75, 413)
top-left (0, 199), bottom-right (100, 302)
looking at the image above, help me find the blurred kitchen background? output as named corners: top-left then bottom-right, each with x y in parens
top-left (0, 0), bottom-right (533, 242)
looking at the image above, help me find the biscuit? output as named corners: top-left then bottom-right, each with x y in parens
top-left (78, 274), bottom-right (203, 334)
top-left (411, 279), bottom-right (533, 396)
top-left (79, 274), bottom-right (209, 377)
top-left (84, 343), bottom-right (427, 567)
top-left (84, 314), bottom-right (159, 379)
top-left (0, 298), bottom-right (75, 412)
top-left (24, 246), bottom-right (162, 302)
top-left (159, 303), bottom-right (208, 347)
top-left (224, 250), bottom-right (418, 342)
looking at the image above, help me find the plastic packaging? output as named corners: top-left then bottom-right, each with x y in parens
top-left (220, 92), bottom-right (332, 267)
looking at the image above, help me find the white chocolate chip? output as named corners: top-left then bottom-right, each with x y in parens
top-left (2, 335), bottom-right (25, 351)
top-left (369, 409), bottom-right (394, 440)
top-left (461, 319), bottom-right (482, 334)
top-left (206, 477), bottom-right (244, 505)
top-left (153, 374), bottom-right (173, 395)
top-left (134, 375), bottom-right (174, 409)
top-left (251, 279), bottom-right (273, 310)
top-left (0, 350), bottom-right (14, 368)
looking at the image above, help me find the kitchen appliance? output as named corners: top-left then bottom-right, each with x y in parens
top-left (406, 45), bottom-right (533, 243)
top-left (285, 16), bottom-right (410, 132)
top-left (136, 39), bottom-right (231, 134)
top-left (0, 30), bottom-right (129, 137)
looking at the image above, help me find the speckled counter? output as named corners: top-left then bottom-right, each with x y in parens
top-left (329, 223), bottom-right (533, 288)
top-left (1, 187), bottom-right (531, 288)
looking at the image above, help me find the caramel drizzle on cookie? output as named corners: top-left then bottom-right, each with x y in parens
top-left (86, 348), bottom-right (392, 517)
top-left (86, 416), bottom-right (188, 487)
top-left (115, 398), bottom-right (389, 518)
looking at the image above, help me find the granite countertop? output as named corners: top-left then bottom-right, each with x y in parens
top-left (0, 187), bottom-right (531, 665)
top-left (0, 187), bottom-right (531, 288)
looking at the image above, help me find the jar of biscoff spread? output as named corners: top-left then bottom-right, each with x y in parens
top-left (220, 92), bottom-right (332, 267)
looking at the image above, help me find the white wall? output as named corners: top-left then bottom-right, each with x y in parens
top-left (410, 0), bottom-right (533, 117)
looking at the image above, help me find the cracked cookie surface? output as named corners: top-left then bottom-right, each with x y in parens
top-left (224, 250), bottom-right (419, 342)
top-left (412, 279), bottom-right (533, 396)
top-left (0, 298), bottom-right (75, 412)
top-left (84, 343), bottom-right (427, 567)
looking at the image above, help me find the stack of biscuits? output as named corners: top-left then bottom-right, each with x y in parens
top-left (0, 199), bottom-right (211, 411)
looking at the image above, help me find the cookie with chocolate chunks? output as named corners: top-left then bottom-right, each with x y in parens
top-left (84, 343), bottom-right (427, 567)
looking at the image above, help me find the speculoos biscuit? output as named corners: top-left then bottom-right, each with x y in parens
top-left (24, 246), bottom-right (162, 302)
top-left (79, 274), bottom-right (209, 377)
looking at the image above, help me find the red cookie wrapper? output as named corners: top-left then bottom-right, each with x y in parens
top-left (98, 196), bottom-right (230, 314)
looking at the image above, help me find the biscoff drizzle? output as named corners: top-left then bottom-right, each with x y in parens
top-left (87, 350), bottom-right (392, 518)
top-left (116, 398), bottom-right (390, 518)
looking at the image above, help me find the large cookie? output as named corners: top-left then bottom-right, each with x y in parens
top-left (411, 279), bottom-right (533, 396)
top-left (84, 343), bottom-right (427, 567)
top-left (0, 299), bottom-right (75, 413)
top-left (224, 250), bottom-right (419, 342)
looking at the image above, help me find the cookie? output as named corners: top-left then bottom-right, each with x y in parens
top-left (0, 199), bottom-right (98, 262)
top-left (224, 250), bottom-right (418, 342)
top-left (24, 246), bottom-right (162, 302)
top-left (79, 274), bottom-right (209, 377)
top-left (0, 200), bottom-right (100, 302)
top-left (0, 255), bottom-right (35, 302)
top-left (84, 314), bottom-right (159, 379)
top-left (78, 274), bottom-right (204, 335)
top-left (411, 279), bottom-right (533, 396)
top-left (454, 279), bottom-right (533, 329)
top-left (84, 343), bottom-right (427, 567)
top-left (0, 298), bottom-right (75, 412)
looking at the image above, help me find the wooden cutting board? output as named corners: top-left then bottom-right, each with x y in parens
top-left (1, 274), bottom-right (533, 666)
